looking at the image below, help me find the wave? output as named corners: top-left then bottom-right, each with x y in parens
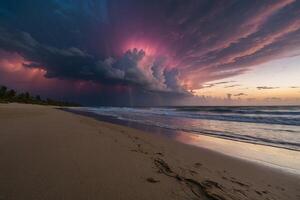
top-left (176, 113), bottom-right (300, 126)
top-left (83, 106), bottom-right (300, 126)
top-left (126, 117), bottom-right (300, 151)
top-left (72, 106), bottom-right (300, 151)
top-left (175, 106), bottom-right (300, 116)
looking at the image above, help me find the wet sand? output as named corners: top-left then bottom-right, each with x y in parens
top-left (0, 103), bottom-right (299, 200)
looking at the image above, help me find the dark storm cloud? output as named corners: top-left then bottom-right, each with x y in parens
top-left (0, 0), bottom-right (300, 105)
top-left (0, 27), bottom-right (186, 95)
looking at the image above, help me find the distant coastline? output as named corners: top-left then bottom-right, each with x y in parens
top-left (0, 85), bottom-right (81, 107)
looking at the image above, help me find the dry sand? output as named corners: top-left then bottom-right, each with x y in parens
top-left (0, 103), bottom-right (299, 200)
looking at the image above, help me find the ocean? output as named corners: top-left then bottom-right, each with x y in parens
top-left (71, 106), bottom-right (300, 152)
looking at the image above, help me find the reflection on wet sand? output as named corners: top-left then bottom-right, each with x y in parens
top-left (174, 131), bottom-right (300, 174)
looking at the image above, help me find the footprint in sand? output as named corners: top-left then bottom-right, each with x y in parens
top-left (146, 177), bottom-right (160, 183)
top-left (194, 162), bottom-right (202, 168)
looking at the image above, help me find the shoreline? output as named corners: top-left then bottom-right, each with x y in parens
top-left (62, 108), bottom-right (299, 151)
top-left (1, 103), bottom-right (299, 199)
top-left (63, 107), bottom-right (300, 152)
top-left (64, 107), bottom-right (300, 175)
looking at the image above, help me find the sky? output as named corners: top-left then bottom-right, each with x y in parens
top-left (0, 0), bottom-right (300, 106)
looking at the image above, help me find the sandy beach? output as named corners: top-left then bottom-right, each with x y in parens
top-left (0, 103), bottom-right (299, 200)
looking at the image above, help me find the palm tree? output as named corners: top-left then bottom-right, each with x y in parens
top-left (0, 86), bottom-right (7, 98)
top-left (17, 93), bottom-right (25, 102)
top-left (0, 86), bottom-right (80, 106)
top-left (6, 89), bottom-right (16, 101)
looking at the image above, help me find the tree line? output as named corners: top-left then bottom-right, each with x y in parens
top-left (0, 85), bottom-right (81, 107)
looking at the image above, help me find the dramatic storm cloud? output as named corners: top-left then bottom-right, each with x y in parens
top-left (0, 0), bottom-right (300, 105)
